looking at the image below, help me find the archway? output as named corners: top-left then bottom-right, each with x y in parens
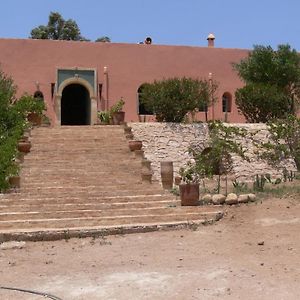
top-left (61, 84), bottom-right (91, 125)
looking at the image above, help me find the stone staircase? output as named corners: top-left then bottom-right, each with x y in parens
top-left (0, 125), bottom-right (223, 241)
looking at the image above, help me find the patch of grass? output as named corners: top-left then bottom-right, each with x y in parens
top-left (256, 184), bottom-right (300, 199)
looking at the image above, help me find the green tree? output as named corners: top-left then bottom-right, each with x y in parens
top-left (30, 12), bottom-right (88, 41)
top-left (235, 83), bottom-right (290, 122)
top-left (95, 36), bottom-right (111, 43)
top-left (234, 44), bottom-right (300, 121)
top-left (140, 77), bottom-right (218, 122)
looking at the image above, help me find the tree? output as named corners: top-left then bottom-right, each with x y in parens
top-left (234, 44), bottom-right (300, 121)
top-left (140, 77), bottom-right (218, 122)
top-left (95, 36), bottom-right (111, 43)
top-left (235, 83), bottom-right (290, 122)
top-left (30, 12), bottom-right (88, 41)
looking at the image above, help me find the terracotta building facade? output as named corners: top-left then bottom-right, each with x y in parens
top-left (0, 37), bottom-right (249, 125)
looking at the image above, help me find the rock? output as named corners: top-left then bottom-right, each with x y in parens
top-left (257, 241), bottom-right (264, 246)
top-left (248, 193), bottom-right (256, 202)
top-left (225, 193), bottom-right (238, 205)
top-left (0, 241), bottom-right (26, 250)
top-left (201, 194), bottom-right (212, 204)
top-left (238, 194), bottom-right (249, 203)
top-left (212, 194), bottom-right (226, 205)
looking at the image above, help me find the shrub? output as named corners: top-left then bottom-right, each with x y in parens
top-left (140, 77), bottom-right (218, 122)
top-left (0, 70), bottom-right (45, 192)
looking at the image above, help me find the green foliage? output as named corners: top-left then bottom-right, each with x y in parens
top-left (97, 98), bottom-right (125, 124)
top-left (260, 115), bottom-right (300, 170)
top-left (180, 121), bottom-right (247, 183)
top-left (30, 11), bottom-right (88, 41)
top-left (253, 174), bottom-right (267, 192)
top-left (179, 163), bottom-right (201, 184)
top-left (13, 95), bottom-right (45, 118)
top-left (140, 77), bottom-right (218, 122)
top-left (232, 180), bottom-right (248, 193)
top-left (0, 70), bottom-right (45, 191)
top-left (192, 121), bottom-right (247, 177)
top-left (110, 97), bottom-right (125, 114)
top-left (235, 83), bottom-right (290, 122)
top-left (234, 44), bottom-right (300, 121)
top-left (95, 36), bottom-right (111, 43)
top-left (97, 111), bottom-right (111, 124)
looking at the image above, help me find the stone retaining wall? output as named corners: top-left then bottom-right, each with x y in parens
top-left (129, 122), bottom-right (297, 182)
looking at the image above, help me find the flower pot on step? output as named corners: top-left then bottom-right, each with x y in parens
top-left (179, 183), bottom-right (199, 206)
top-left (128, 140), bottom-right (142, 151)
top-left (27, 112), bottom-right (42, 126)
top-left (112, 111), bottom-right (125, 125)
top-left (9, 175), bottom-right (21, 188)
top-left (17, 141), bottom-right (31, 153)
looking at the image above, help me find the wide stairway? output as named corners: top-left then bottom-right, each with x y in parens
top-left (0, 126), bottom-right (223, 241)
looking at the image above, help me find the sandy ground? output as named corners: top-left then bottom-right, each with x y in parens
top-left (0, 195), bottom-right (299, 300)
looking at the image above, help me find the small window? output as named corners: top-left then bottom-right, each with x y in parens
top-left (222, 92), bottom-right (232, 113)
top-left (51, 83), bottom-right (55, 98)
top-left (137, 84), bottom-right (153, 115)
top-left (34, 91), bottom-right (44, 100)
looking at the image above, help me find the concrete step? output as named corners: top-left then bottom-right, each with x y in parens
top-left (0, 206), bottom-right (210, 221)
top-left (0, 194), bottom-right (172, 204)
top-left (0, 200), bottom-right (180, 213)
top-left (0, 209), bottom-right (222, 230)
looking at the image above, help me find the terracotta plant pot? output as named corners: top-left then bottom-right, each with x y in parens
top-left (112, 111), bottom-right (125, 125)
top-left (179, 183), bottom-right (200, 206)
top-left (9, 175), bottom-right (21, 188)
top-left (27, 112), bottom-right (42, 126)
top-left (128, 140), bottom-right (142, 151)
top-left (17, 141), bottom-right (32, 153)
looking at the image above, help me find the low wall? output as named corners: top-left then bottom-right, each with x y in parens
top-left (129, 122), bottom-right (297, 182)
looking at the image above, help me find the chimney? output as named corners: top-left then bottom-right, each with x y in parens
top-left (207, 33), bottom-right (215, 47)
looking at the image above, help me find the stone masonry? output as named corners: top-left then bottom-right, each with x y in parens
top-left (129, 122), bottom-right (297, 182)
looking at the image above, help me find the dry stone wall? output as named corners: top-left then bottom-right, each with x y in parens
top-left (129, 122), bottom-right (297, 183)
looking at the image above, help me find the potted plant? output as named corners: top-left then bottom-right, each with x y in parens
top-left (97, 110), bottom-right (111, 125)
top-left (179, 163), bottom-right (200, 206)
top-left (110, 97), bottom-right (125, 125)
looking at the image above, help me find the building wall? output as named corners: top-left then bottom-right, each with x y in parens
top-left (0, 38), bottom-right (249, 124)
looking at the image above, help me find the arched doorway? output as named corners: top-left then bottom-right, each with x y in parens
top-left (61, 84), bottom-right (91, 125)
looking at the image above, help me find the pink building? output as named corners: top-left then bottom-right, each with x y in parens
top-left (0, 36), bottom-right (249, 125)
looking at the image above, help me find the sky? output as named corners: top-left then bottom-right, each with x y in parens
top-left (0, 0), bottom-right (300, 50)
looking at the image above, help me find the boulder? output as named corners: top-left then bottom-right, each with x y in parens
top-left (212, 194), bottom-right (226, 205)
top-left (238, 194), bottom-right (249, 203)
top-left (201, 194), bottom-right (212, 204)
top-left (248, 193), bottom-right (256, 202)
top-left (225, 193), bottom-right (238, 205)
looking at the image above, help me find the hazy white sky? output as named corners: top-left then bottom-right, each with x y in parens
top-left (0, 0), bottom-right (299, 50)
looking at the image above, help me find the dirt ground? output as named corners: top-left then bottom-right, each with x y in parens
top-left (0, 195), bottom-right (299, 300)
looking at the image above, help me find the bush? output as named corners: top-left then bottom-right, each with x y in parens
top-left (0, 70), bottom-right (45, 192)
top-left (140, 77), bottom-right (218, 122)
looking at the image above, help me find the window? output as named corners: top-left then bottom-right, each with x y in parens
top-left (137, 84), bottom-right (153, 115)
top-left (33, 91), bottom-right (44, 100)
top-left (222, 92), bottom-right (232, 113)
